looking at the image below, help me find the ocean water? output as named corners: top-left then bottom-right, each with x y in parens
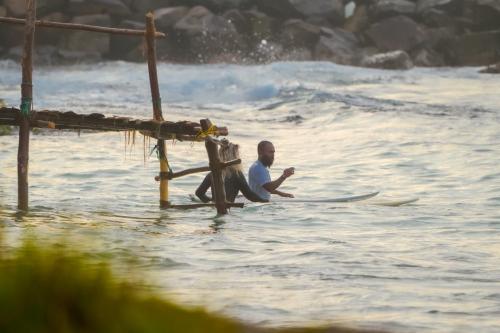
top-left (1, 60), bottom-right (499, 333)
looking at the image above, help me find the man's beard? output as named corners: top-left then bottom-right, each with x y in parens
top-left (262, 157), bottom-right (273, 167)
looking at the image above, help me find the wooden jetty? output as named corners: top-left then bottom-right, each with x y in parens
top-left (0, 1), bottom-right (241, 214)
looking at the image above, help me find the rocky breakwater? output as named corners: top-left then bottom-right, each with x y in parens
top-left (1, 0), bottom-right (499, 70)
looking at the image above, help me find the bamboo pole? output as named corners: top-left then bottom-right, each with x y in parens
top-left (201, 119), bottom-right (228, 215)
top-left (0, 16), bottom-right (165, 38)
top-left (145, 13), bottom-right (169, 208)
top-left (155, 159), bottom-right (241, 181)
top-left (17, 0), bottom-right (36, 211)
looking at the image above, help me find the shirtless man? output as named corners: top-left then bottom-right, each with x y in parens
top-left (248, 140), bottom-right (295, 201)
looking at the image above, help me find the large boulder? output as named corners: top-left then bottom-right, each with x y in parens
top-left (173, 0), bottom-right (250, 13)
top-left (411, 47), bottom-right (444, 66)
top-left (109, 19), bottom-right (144, 60)
top-left (416, 0), bottom-right (463, 15)
top-left (420, 8), bottom-right (456, 28)
top-left (314, 27), bottom-right (360, 65)
top-left (361, 50), bottom-right (414, 69)
top-left (154, 6), bottom-right (190, 30)
top-left (130, 0), bottom-right (171, 13)
top-left (471, 0), bottom-right (500, 31)
top-left (280, 19), bottom-right (321, 48)
top-left (3, 0), bottom-right (26, 17)
top-left (223, 9), bottom-right (251, 34)
top-left (37, 12), bottom-right (69, 45)
top-left (479, 62), bottom-right (500, 74)
top-left (59, 14), bottom-right (111, 55)
top-left (449, 30), bottom-right (500, 66)
top-left (37, 0), bottom-right (67, 16)
top-left (243, 10), bottom-right (279, 42)
top-left (290, 0), bottom-right (345, 26)
top-left (172, 6), bottom-right (242, 62)
top-left (344, 4), bottom-right (370, 33)
top-left (371, 0), bottom-right (416, 19)
top-left (253, 0), bottom-right (344, 25)
top-left (365, 15), bottom-right (426, 52)
top-left (67, 0), bottom-right (131, 17)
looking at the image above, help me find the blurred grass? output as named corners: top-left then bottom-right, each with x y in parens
top-left (0, 240), bottom-right (385, 333)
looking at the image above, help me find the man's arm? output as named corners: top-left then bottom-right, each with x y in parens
top-left (263, 167), bottom-right (294, 194)
top-left (267, 188), bottom-right (294, 198)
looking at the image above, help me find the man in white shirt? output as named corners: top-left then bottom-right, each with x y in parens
top-left (248, 140), bottom-right (295, 201)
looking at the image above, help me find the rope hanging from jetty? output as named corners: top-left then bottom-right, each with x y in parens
top-left (150, 142), bottom-right (173, 174)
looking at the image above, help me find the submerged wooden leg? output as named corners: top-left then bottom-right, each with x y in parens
top-left (18, 0), bottom-right (37, 211)
top-left (201, 119), bottom-right (227, 215)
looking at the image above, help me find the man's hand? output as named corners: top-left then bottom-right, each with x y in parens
top-left (280, 192), bottom-right (294, 198)
top-left (282, 167), bottom-right (295, 179)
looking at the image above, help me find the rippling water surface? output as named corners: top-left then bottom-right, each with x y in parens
top-left (1, 61), bottom-right (499, 333)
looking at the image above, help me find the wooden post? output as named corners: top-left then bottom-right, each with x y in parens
top-left (17, 0), bottom-right (36, 211)
top-left (145, 12), bottom-right (169, 208)
top-left (200, 119), bottom-right (227, 215)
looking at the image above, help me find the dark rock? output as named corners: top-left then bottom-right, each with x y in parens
top-left (420, 8), bottom-right (455, 28)
top-left (253, 0), bottom-right (302, 19)
top-left (361, 50), bottom-right (414, 69)
top-left (365, 15), bottom-right (426, 52)
top-left (479, 62), bottom-right (500, 74)
top-left (154, 6), bottom-right (190, 30)
top-left (37, 12), bottom-right (70, 45)
top-left (477, 0), bottom-right (500, 12)
top-left (68, 0), bottom-right (131, 17)
top-left (37, 0), bottom-right (67, 16)
top-left (471, 0), bottom-right (500, 31)
top-left (253, 0), bottom-right (344, 25)
top-left (4, 0), bottom-right (25, 17)
top-left (344, 4), bottom-right (369, 33)
top-left (450, 30), bottom-right (500, 66)
top-left (110, 20), bottom-right (144, 60)
top-left (290, 0), bottom-right (345, 26)
top-left (411, 47), bottom-right (444, 66)
top-left (172, 6), bottom-right (242, 63)
top-left (416, 0), bottom-right (462, 15)
top-left (57, 49), bottom-right (103, 63)
top-left (59, 14), bottom-right (111, 55)
top-left (243, 10), bottom-right (279, 42)
top-left (0, 24), bottom-right (24, 48)
top-left (280, 19), bottom-right (321, 48)
top-left (130, 0), bottom-right (171, 13)
top-left (280, 47), bottom-right (313, 61)
top-left (371, 0), bottom-right (416, 19)
top-left (423, 26), bottom-right (456, 50)
top-left (314, 28), bottom-right (360, 65)
top-left (247, 40), bottom-right (284, 63)
top-left (223, 9), bottom-right (251, 34)
top-left (6, 45), bottom-right (60, 65)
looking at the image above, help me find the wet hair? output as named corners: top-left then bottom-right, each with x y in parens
top-left (257, 140), bottom-right (273, 154)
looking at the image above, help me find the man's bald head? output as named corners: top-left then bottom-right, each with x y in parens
top-left (257, 140), bottom-right (275, 167)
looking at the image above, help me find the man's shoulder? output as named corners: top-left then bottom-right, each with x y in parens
top-left (249, 160), bottom-right (262, 172)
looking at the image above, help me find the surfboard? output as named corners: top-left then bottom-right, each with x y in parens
top-left (190, 192), bottom-right (380, 204)
top-left (366, 198), bottom-right (419, 207)
top-left (276, 191), bottom-right (380, 203)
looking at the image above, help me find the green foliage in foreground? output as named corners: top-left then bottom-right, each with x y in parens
top-left (0, 243), bottom-right (384, 333)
